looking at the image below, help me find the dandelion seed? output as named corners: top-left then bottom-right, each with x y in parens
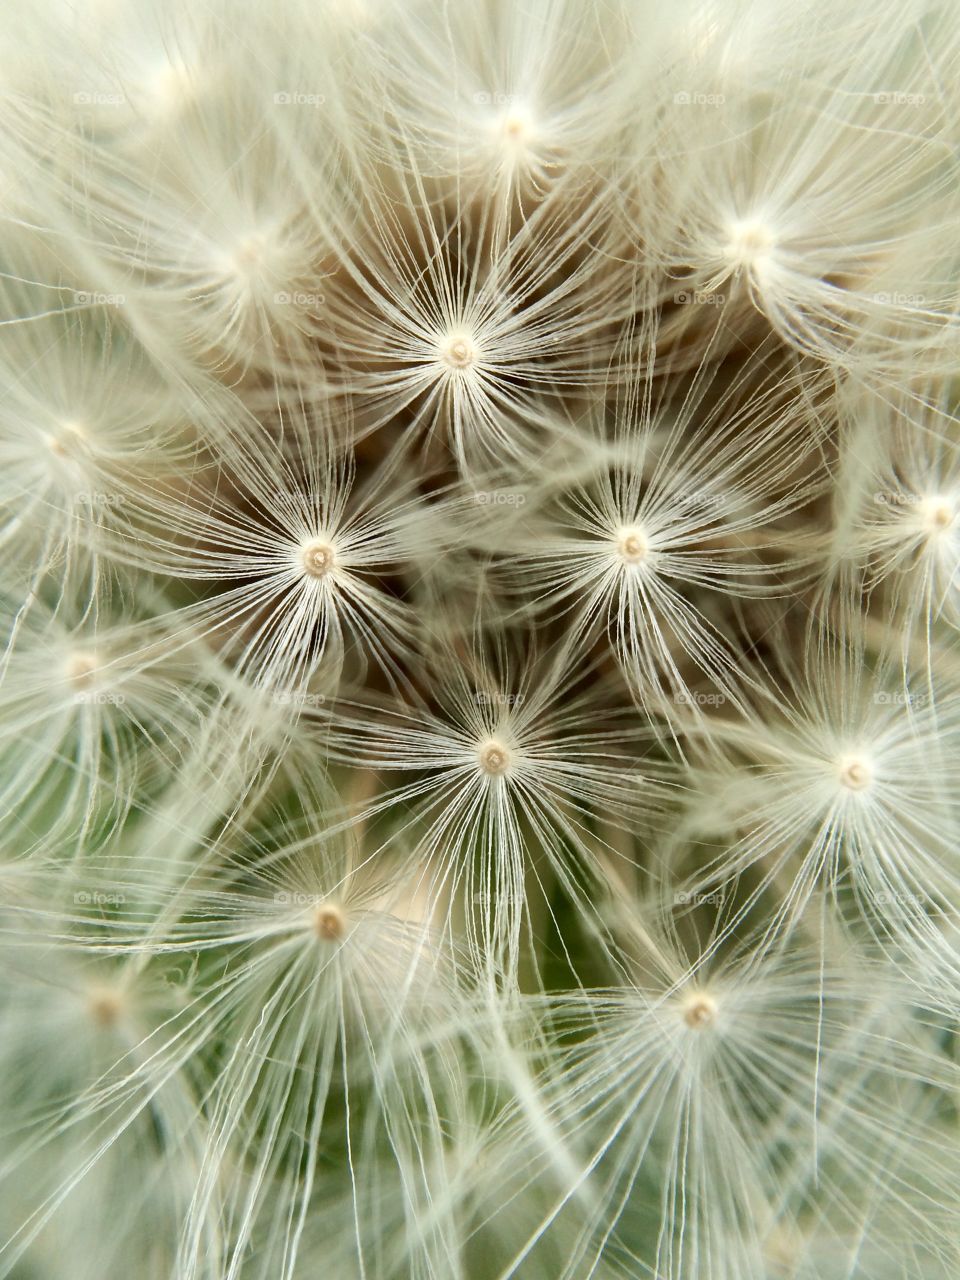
top-left (0, 588), bottom-right (211, 846)
top-left (115, 428), bottom-right (427, 694)
top-left (677, 618), bottom-right (960, 972)
top-left (499, 354), bottom-right (824, 725)
top-left (321, 631), bottom-right (664, 976)
top-left (506, 940), bottom-right (958, 1280)
top-left (829, 380), bottom-right (960, 656)
top-left (647, 56), bottom-right (960, 376)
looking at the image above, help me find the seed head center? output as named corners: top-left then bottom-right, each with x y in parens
top-left (65, 650), bottom-right (99, 689)
top-left (87, 984), bottom-right (125, 1028)
top-left (617, 526), bottom-right (649, 565)
top-left (147, 60), bottom-right (194, 114)
top-left (920, 496), bottom-right (955, 535)
top-left (313, 902), bottom-right (346, 941)
top-left (495, 104), bottom-right (535, 149)
top-left (478, 739), bottom-right (511, 776)
top-left (441, 333), bottom-right (478, 370)
top-left (682, 992), bottom-right (718, 1030)
top-left (232, 233), bottom-right (267, 274)
top-left (724, 217), bottom-right (775, 271)
top-left (837, 753), bottom-right (873, 792)
top-left (46, 420), bottom-right (88, 459)
top-left (503, 114), bottom-right (527, 141)
top-left (301, 539), bottom-right (336, 579)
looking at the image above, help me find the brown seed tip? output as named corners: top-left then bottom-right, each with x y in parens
top-left (301, 539), bottom-right (336, 579)
top-left (65, 650), bottom-right (99, 689)
top-left (921, 497), bottom-right (955, 533)
top-left (617, 526), bottom-right (648, 564)
top-left (440, 332), bottom-right (478, 370)
top-left (496, 106), bottom-right (534, 147)
top-left (478, 739), bottom-right (511, 776)
top-left (682, 992), bottom-right (718, 1030)
top-left (724, 217), bottom-right (775, 269)
top-left (232, 233), bottom-right (267, 274)
top-left (87, 984), bottom-right (125, 1029)
top-left (313, 902), bottom-right (346, 941)
top-left (837, 753), bottom-right (873, 792)
top-left (46, 420), bottom-right (87, 458)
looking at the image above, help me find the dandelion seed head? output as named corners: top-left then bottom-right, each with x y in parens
top-left (477, 738), bottom-right (512, 776)
top-left (300, 538), bottom-right (337, 579)
top-left (3, 7), bottom-right (955, 1273)
top-left (681, 991), bottom-right (718, 1030)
